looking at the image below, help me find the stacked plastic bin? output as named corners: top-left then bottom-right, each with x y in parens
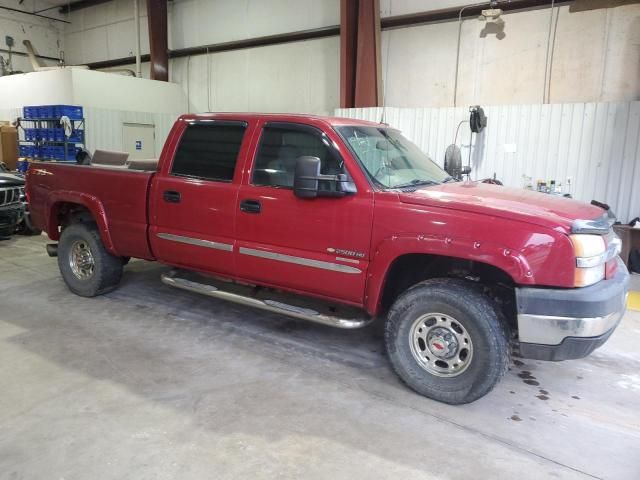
top-left (18, 105), bottom-right (85, 163)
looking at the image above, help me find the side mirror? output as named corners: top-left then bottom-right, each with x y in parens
top-left (444, 144), bottom-right (472, 180)
top-left (294, 156), bottom-right (321, 198)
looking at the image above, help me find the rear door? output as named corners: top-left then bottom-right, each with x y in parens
top-left (149, 119), bottom-right (252, 276)
top-left (235, 121), bottom-right (374, 305)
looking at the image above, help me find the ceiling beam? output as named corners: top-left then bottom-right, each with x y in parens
top-left (0, 5), bottom-right (70, 24)
top-left (83, 0), bottom-right (569, 71)
top-left (58, 0), bottom-right (112, 14)
top-left (381, 0), bottom-right (572, 29)
top-left (84, 26), bottom-right (340, 70)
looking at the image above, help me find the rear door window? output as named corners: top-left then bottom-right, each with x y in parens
top-left (171, 122), bottom-right (247, 182)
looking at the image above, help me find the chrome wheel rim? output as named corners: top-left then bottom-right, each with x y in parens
top-left (69, 240), bottom-right (95, 280)
top-left (409, 313), bottom-right (473, 377)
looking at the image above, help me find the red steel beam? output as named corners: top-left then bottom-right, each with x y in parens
top-left (354, 0), bottom-right (381, 107)
top-left (340, 0), bottom-right (381, 108)
top-left (340, 0), bottom-right (358, 108)
top-left (147, 0), bottom-right (169, 81)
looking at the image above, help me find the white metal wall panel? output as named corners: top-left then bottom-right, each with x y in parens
top-left (335, 102), bottom-right (640, 223)
top-left (83, 107), bottom-right (181, 158)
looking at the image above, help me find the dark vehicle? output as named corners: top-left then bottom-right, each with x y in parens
top-left (0, 170), bottom-right (25, 238)
top-left (0, 163), bottom-right (41, 236)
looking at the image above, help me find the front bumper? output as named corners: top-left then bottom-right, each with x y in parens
top-left (515, 257), bottom-right (629, 361)
top-left (0, 203), bottom-right (25, 236)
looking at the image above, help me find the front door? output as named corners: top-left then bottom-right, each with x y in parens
top-left (235, 121), bottom-right (374, 305)
top-left (149, 119), bottom-right (251, 276)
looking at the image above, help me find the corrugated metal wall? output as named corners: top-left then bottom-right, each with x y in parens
top-left (336, 103), bottom-right (640, 223)
top-left (82, 108), bottom-right (181, 157)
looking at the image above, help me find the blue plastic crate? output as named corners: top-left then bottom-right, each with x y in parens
top-left (24, 128), bottom-right (37, 141)
top-left (53, 105), bottom-right (83, 120)
top-left (41, 106), bottom-right (55, 118)
top-left (18, 159), bottom-right (30, 174)
top-left (51, 128), bottom-right (63, 142)
top-left (19, 145), bottom-right (33, 157)
top-left (47, 145), bottom-right (77, 161)
top-left (23, 104), bottom-right (83, 120)
top-left (23, 106), bottom-right (38, 119)
top-left (46, 146), bottom-right (60, 160)
top-left (67, 130), bottom-right (84, 143)
top-left (64, 145), bottom-right (80, 161)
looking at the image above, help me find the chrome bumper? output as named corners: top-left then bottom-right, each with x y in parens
top-left (517, 305), bottom-right (626, 346)
top-left (515, 258), bottom-right (629, 361)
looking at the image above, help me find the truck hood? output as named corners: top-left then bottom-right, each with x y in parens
top-left (398, 182), bottom-right (604, 233)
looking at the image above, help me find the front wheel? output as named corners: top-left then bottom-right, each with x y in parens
top-left (58, 222), bottom-right (123, 297)
top-left (385, 278), bottom-right (509, 404)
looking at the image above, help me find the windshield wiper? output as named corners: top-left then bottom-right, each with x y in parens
top-left (392, 179), bottom-right (440, 189)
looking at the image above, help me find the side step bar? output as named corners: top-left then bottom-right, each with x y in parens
top-left (161, 270), bottom-right (372, 329)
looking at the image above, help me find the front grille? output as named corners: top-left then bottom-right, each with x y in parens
top-left (0, 187), bottom-right (21, 206)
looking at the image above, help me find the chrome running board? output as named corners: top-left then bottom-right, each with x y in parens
top-left (161, 270), bottom-right (372, 329)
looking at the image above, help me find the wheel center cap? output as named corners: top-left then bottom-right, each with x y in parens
top-left (427, 328), bottom-right (458, 359)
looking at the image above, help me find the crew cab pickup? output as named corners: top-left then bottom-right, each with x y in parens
top-left (26, 113), bottom-right (630, 404)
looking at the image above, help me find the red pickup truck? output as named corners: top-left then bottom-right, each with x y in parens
top-left (27, 113), bottom-right (629, 404)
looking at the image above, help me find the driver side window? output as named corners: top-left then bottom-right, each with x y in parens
top-left (252, 123), bottom-right (344, 189)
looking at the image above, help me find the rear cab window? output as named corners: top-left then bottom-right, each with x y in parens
top-left (171, 121), bottom-right (248, 182)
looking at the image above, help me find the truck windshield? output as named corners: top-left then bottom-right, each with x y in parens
top-left (336, 125), bottom-right (449, 189)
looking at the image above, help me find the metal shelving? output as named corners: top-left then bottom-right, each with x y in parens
top-left (16, 105), bottom-right (86, 163)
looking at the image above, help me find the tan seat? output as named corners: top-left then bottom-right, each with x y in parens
top-left (91, 150), bottom-right (129, 167)
top-left (126, 159), bottom-right (158, 171)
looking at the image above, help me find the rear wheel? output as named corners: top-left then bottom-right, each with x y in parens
top-left (58, 223), bottom-right (123, 297)
top-left (385, 278), bottom-right (509, 404)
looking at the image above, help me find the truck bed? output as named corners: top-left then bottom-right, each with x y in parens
top-left (27, 163), bottom-right (155, 260)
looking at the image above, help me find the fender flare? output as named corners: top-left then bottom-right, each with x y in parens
top-left (45, 190), bottom-right (117, 255)
top-left (364, 234), bottom-right (532, 315)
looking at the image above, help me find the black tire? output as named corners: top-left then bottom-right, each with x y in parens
top-left (385, 278), bottom-right (509, 404)
top-left (57, 222), bottom-right (123, 297)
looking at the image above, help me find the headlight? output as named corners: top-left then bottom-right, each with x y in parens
top-left (570, 234), bottom-right (606, 287)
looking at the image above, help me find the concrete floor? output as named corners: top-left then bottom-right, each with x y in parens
top-left (1, 234), bottom-right (639, 480)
